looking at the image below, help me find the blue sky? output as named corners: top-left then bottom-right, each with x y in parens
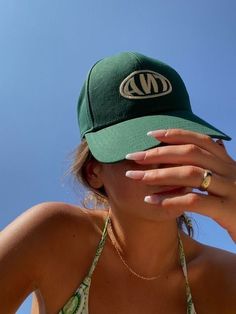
top-left (0, 1), bottom-right (235, 312)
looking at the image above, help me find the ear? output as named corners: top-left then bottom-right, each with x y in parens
top-left (84, 159), bottom-right (104, 189)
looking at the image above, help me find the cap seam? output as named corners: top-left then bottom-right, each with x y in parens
top-left (86, 59), bottom-right (103, 131)
top-left (128, 52), bottom-right (143, 69)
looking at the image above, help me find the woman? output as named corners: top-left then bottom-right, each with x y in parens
top-left (0, 52), bottom-right (236, 314)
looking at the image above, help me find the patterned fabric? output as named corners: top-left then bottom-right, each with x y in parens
top-left (178, 232), bottom-right (197, 314)
top-left (59, 215), bottom-right (109, 314)
top-left (59, 215), bottom-right (197, 314)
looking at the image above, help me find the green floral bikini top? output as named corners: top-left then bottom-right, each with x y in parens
top-left (59, 214), bottom-right (197, 314)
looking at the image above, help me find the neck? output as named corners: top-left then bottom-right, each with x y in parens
top-left (108, 207), bottom-right (180, 279)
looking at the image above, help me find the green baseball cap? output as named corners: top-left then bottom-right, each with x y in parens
top-left (77, 52), bottom-right (231, 163)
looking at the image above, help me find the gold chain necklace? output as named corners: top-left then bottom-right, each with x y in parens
top-left (107, 216), bottom-right (179, 281)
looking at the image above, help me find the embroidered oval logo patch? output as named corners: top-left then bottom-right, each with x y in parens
top-left (119, 70), bottom-right (172, 99)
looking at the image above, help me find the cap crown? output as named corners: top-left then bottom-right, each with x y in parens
top-left (78, 52), bottom-right (191, 137)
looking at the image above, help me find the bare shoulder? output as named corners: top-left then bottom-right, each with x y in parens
top-left (1, 201), bottom-right (107, 313)
top-left (32, 201), bottom-right (109, 264)
top-left (0, 201), bottom-right (93, 313)
top-left (14, 201), bottom-right (107, 261)
top-left (184, 234), bottom-right (236, 313)
top-left (28, 202), bottom-right (108, 313)
top-left (6, 201), bottom-right (106, 237)
top-left (31, 201), bottom-right (108, 237)
top-left (0, 201), bottom-right (97, 269)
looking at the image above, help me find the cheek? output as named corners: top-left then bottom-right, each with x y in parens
top-left (103, 170), bottom-right (146, 205)
top-left (101, 161), bottom-right (159, 207)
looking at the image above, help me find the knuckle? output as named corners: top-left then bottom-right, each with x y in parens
top-left (143, 171), bottom-right (157, 182)
top-left (202, 134), bottom-right (212, 143)
top-left (185, 166), bottom-right (200, 178)
top-left (185, 193), bottom-right (199, 207)
top-left (166, 128), bottom-right (182, 137)
top-left (151, 147), bottom-right (160, 156)
top-left (145, 147), bottom-right (159, 160)
top-left (185, 144), bottom-right (199, 155)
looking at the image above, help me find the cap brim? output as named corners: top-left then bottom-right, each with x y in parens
top-left (85, 111), bottom-right (231, 163)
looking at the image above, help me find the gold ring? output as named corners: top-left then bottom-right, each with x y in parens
top-left (199, 170), bottom-right (213, 191)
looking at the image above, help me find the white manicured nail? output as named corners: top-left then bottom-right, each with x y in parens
top-left (125, 151), bottom-right (146, 160)
top-left (147, 130), bottom-right (167, 137)
top-left (125, 171), bottom-right (145, 179)
top-left (144, 195), bottom-right (162, 204)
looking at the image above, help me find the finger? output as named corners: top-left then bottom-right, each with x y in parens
top-left (147, 128), bottom-right (233, 163)
top-left (215, 139), bottom-right (226, 148)
top-left (143, 192), bottom-right (225, 224)
top-left (126, 144), bottom-right (233, 177)
top-left (126, 166), bottom-right (234, 197)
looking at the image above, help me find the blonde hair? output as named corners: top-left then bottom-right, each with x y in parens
top-left (69, 139), bottom-right (194, 237)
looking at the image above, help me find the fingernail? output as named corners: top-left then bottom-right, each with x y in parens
top-left (125, 151), bottom-right (146, 160)
top-left (144, 195), bottom-right (163, 204)
top-left (125, 170), bottom-right (145, 179)
top-left (147, 130), bottom-right (167, 137)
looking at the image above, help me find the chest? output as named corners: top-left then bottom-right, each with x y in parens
top-left (33, 252), bottom-right (225, 314)
top-left (88, 263), bottom-right (188, 314)
top-left (35, 260), bottom-right (189, 314)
